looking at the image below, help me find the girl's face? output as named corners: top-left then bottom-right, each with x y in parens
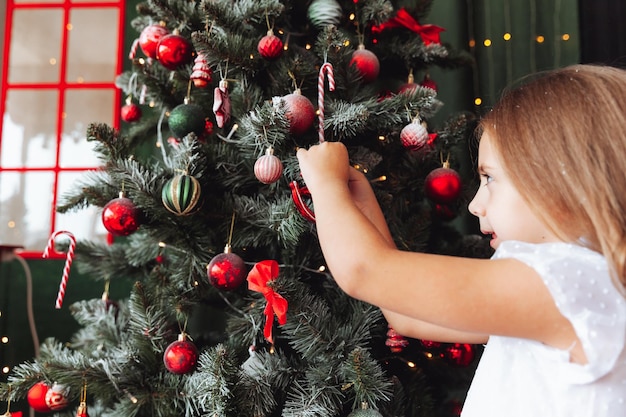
top-left (468, 132), bottom-right (561, 249)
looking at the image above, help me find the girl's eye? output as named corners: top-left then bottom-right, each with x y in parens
top-left (480, 174), bottom-right (493, 185)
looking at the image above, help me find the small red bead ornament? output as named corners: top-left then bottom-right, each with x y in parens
top-left (102, 192), bottom-right (140, 236)
top-left (254, 147), bottom-right (284, 184)
top-left (424, 163), bottom-right (462, 204)
top-left (163, 333), bottom-right (199, 374)
top-left (138, 23), bottom-right (169, 59)
top-left (350, 44), bottom-right (380, 83)
top-left (281, 89), bottom-right (316, 135)
top-left (207, 244), bottom-right (247, 291)
top-left (258, 29), bottom-right (283, 60)
top-left (445, 343), bottom-right (476, 367)
top-left (156, 33), bottom-right (193, 70)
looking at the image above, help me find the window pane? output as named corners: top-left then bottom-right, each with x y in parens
top-left (56, 172), bottom-right (108, 244)
top-left (9, 10), bottom-right (62, 84)
top-left (0, 171), bottom-right (54, 250)
top-left (14, 0), bottom-right (62, 3)
top-left (66, 8), bottom-right (120, 83)
top-left (1, 90), bottom-right (59, 168)
top-left (61, 89), bottom-right (115, 168)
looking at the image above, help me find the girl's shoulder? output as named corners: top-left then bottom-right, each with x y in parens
top-left (493, 240), bottom-right (626, 382)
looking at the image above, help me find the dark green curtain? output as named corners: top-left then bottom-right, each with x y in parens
top-left (465, 0), bottom-right (580, 108)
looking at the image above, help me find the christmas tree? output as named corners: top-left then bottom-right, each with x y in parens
top-left (1, 1), bottom-right (492, 416)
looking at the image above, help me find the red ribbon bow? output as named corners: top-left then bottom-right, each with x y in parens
top-left (247, 260), bottom-right (288, 344)
top-left (371, 8), bottom-right (445, 45)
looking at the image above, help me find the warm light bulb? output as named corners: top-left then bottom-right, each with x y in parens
top-left (562, 34), bottom-right (570, 41)
top-left (469, 39), bottom-right (476, 48)
top-left (503, 33), bottom-right (512, 41)
top-left (407, 361), bottom-right (416, 368)
top-left (2, 366), bottom-right (9, 374)
top-left (1, 336), bottom-right (8, 343)
top-left (474, 97), bottom-right (483, 106)
top-left (483, 39), bottom-right (492, 47)
top-left (536, 35), bottom-right (545, 43)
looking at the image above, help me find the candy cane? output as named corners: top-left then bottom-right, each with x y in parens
top-left (128, 38), bottom-right (140, 60)
top-left (43, 231), bottom-right (76, 309)
top-left (318, 62), bottom-right (335, 143)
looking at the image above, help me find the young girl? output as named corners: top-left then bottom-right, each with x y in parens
top-left (296, 64), bottom-right (626, 416)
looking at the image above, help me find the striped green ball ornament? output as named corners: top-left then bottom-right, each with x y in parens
top-left (162, 174), bottom-right (201, 216)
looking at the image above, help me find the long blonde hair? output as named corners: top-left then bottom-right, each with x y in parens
top-left (480, 64), bottom-right (626, 293)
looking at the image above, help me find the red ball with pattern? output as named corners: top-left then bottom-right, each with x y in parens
top-left (163, 336), bottom-right (199, 374)
top-left (102, 196), bottom-right (140, 236)
top-left (424, 167), bottom-right (462, 204)
top-left (207, 251), bottom-right (247, 290)
top-left (156, 34), bottom-right (193, 70)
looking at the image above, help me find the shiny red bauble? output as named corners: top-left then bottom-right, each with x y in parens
top-left (27, 382), bottom-right (52, 413)
top-left (156, 34), bottom-right (193, 70)
top-left (254, 148), bottom-right (283, 184)
top-left (207, 249), bottom-right (247, 291)
top-left (281, 90), bottom-right (316, 135)
top-left (350, 45), bottom-right (380, 83)
top-left (102, 194), bottom-right (140, 236)
top-left (257, 29), bottom-right (283, 59)
top-left (120, 103), bottom-right (142, 123)
top-left (163, 334), bottom-right (199, 374)
top-left (424, 167), bottom-right (462, 204)
top-left (138, 24), bottom-right (169, 59)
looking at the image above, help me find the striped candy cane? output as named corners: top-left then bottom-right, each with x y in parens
top-left (43, 231), bottom-right (76, 309)
top-left (318, 62), bottom-right (335, 143)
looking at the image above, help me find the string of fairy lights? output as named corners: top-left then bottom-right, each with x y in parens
top-left (467, 0), bottom-right (576, 109)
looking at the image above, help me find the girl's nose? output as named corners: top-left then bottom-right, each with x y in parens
top-left (468, 190), bottom-right (483, 217)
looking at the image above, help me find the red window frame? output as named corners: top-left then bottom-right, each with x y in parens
top-left (0, 0), bottom-right (125, 259)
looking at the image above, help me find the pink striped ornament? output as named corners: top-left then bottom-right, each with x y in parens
top-left (254, 148), bottom-right (283, 184)
top-left (43, 230), bottom-right (77, 309)
top-left (317, 62), bottom-right (335, 143)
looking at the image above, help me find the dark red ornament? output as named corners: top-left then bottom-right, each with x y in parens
top-left (445, 343), bottom-right (476, 367)
top-left (156, 33), bottom-right (193, 70)
top-left (424, 165), bottom-right (462, 204)
top-left (350, 45), bottom-right (380, 83)
top-left (257, 29), bottom-right (283, 59)
top-left (281, 89), bottom-right (316, 135)
top-left (207, 245), bottom-right (247, 290)
top-left (121, 102), bottom-right (142, 123)
top-left (27, 382), bottom-right (52, 413)
top-left (102, 193), bottom-right (140, 236)
top-left (163, 333), bottom-right (199, 374)
top-left (138, 24), bottom-right (169, 59)
top-left (420, 73), bottom-right (438, 91)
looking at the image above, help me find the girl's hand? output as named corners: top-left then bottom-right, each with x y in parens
top-left (296, 142), bottom-right (351, 194)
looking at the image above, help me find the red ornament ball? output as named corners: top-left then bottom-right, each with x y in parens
top-left (27, 382), bottom-right (52, 413)
top-left (156, 33), bottom-right (193, 70)
top-left (207, 249), bottom-right (247, 290)
top-left (424, 167), bottom-right (462, 204)
top-left (258, 30), bottom-right (283, 59)
top-left (400, 121), bottom-right (429, 150)
top-left (102, 195), bottom-right (140, 236)
top-left (282, 90), bottom-right (316, 135)
top-left (163, 335), bottom-right (199, 374)
top-left (254, 148), bottom-right (284, 184)
top-left (139, 24), bottom-right (169, 59)
top-left (121, 103), bottom-right (142, 123)
top-left (350, 46), bottom-right (380, 83)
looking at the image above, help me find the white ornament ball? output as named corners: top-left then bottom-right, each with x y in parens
top-left (307, 0), bottom-right (343, 29)
top-left (45, 383), bottom-right (70, 411)
top-left (400, 121), bottom-right (429, 150)
top-left (254, 148), bottom-right (284, 184)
